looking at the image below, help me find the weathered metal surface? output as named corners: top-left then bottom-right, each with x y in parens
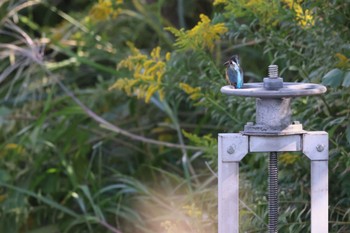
top-left (303, 131), bottom-right (329, 161)
top-left (263, 77), bottom-right (283, 90)
top-left (311, 160), bottom-right (329, 233)
top-left (303, 132), bottom-right (329, 233)
top-left (256, 98), bottom-right (291, 127)
top-left (242, 97), bottom-right (305, 135)
top-left (218, 134), bottom-right (249, 233)
top-left (219, 65), bottom-right (328, 233)
top-left (221, 82), bottom-right (327, 98)
top-left (218, 162), bottom-right (239, 233)
top-left (243, 123), bottom-right (304, 135)
top-left (249, 135), bottom-right (302, 152)
top-left (218, 131), bottom-right (329, 233)
top-left (245, 97), bottom-right (293, 135)
top-left (218, 133), bottom-right (249, 162)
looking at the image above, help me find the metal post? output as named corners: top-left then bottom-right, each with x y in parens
top-left (311, 161), bottom-right (328, 233)
top-left (218, 161), bottom-right (239, 233)
top-left (303, 132), bottom-right (329, 233)
top-left (218, 134), bottom-right (248, 233)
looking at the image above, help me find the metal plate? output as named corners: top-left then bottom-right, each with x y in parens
top-left (218, 133), bottom-right (248, 162)
top-left (303, 131), bottom-right (328, 160)
top-left (249, 135), bottom-right (302, 152)
top-left (221, 82), bottom-right (327, 98)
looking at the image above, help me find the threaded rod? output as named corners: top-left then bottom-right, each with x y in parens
top-left (268, 65), bottom-right (279, 78)
top-left (268, 152), bottom-right (278, 233)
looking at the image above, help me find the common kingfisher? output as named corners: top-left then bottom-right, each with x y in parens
top-left (224, 55), bottom-right (243, 89)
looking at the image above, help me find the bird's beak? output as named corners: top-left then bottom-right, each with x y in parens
top-left (224, 60), bottom-right (230, 66)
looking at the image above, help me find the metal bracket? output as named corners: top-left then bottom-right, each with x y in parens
top-left (250, 135), bottom-right (302, 152)
top-left (218, 131), bottom-right (328, 233)
top-left (219, 133), bottom-right (248, 162)
top-left (303, 131), bottom-right (328, 161)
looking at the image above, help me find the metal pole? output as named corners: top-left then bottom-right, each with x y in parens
top-left (218, 134), bottom-right (248, 233)
top-left (303, 132), bottom-right (329, 233)
top-left (268, 152), bottom-right (278, 233)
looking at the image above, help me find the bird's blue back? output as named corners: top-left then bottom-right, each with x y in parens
top-left (226, 65), bottom-right (243, 88)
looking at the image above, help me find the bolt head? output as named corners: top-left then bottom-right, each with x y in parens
top-left (316, 144), bottom-right (324, 152)
top-left (227, 146), bottom-right (235, 154)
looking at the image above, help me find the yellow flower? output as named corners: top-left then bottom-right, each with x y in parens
top-left (1, 143), bottom-right (25, 157)
top-left (179, 83), bottom-right (202, 101)
top-left (335, 53), bottom-right (350, 69)
top-left (0, 194), bottom-right (6, 202)
top-left (109, 44), bottom-right (170, 103)
top-left (166, 14), bottom-right (227, 51)
top-left (279, 153), bottom-right (300, 165)
top-left (283, 0), bottom-right (315, 27)
top-left (215, 0), bottom-right (314, 28)
top-left (165, 52), bottom-right (171, 61)
top-left (182, 203), bottom-right (202, 218)
top-left (213, 0), bottom-right (228, 6)
top-left (89, 0), bottom-right (123, 21)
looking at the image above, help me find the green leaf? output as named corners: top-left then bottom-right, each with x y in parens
top-left (322, 68), bottom-right (344, 87)
top-left (0, 169), bottom-right (10, 182)
top-left (27, 225), bottom-right (59, 233)
top-left (346, 125), bottom-right (350, 145)
top-left (0, 182), bottom-right (79, 218)
top-left (308, 67), bottom-right (323, 81)
top-left (288, 65), bottom-right (299, 71)
top-left (342, 71), bottom-right (350, 87)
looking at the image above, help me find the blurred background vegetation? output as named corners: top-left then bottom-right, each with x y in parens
top-left (0, 0), bottom-right (349, 232)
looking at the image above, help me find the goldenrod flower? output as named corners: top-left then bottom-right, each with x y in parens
top-left (213, 0), bottom-right (228, 6)
top-left (109, 44), bottom-right (169, 103)
top-left (182, 203), bottom-right (202, 218)
top-left (283, 0), bottom-right (315, 27)
top-left (335, 53), bottom-right (350, 69)
top-left (0, 194), bottom-right (7, 203)
top-left (213, 0), bottom-right (314, 28)
top-left (166, 14), bottom-right (227, 51)
top-left (89, 0), bottom-right (123, 21)
top-left (2, 143), bottom-right (25, 156)
top-left (279, 153), bottom-right (299, 165)
top-left (179, 83), bottom-right (202, 101)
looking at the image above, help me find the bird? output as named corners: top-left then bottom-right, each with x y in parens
top-left (224, 55), bottom-right (243, 89)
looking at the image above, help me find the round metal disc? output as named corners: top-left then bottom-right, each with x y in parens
top-left (221, 82), bottom-right (327, 98)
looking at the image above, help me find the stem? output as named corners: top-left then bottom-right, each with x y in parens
top-left (177, 0), bottom-right (186, 28)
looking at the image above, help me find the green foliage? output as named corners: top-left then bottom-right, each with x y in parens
top-left (0, 0), bottom-right (350, 232)
top-left (323, 68), bottom-right (350, 88)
